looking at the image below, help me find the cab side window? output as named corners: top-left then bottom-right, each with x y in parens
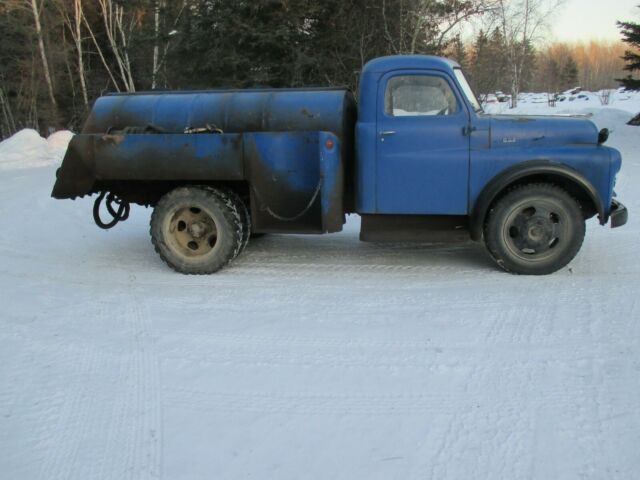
top-left (384, 75), bottom-right (458, 117)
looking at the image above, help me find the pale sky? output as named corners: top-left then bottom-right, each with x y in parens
top-left (551, 0), bottom-right (639, 43)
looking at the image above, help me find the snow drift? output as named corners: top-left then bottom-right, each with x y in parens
top-left (0, 128), bottom-right (73, 171)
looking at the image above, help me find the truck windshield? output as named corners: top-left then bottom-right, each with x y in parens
top-left (454, 69), bottom-right (483, 113)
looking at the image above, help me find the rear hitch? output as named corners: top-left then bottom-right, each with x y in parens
top-left (93, 191), bottom-right (130, 229)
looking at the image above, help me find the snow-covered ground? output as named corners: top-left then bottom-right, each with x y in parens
top-left (1, 94), bottom-right (639, 480)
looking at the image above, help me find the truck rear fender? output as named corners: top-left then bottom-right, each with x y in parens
top-left (244, 131), bottom-right (344, 234)
top-left (470, 161), bottom-right (604, 241)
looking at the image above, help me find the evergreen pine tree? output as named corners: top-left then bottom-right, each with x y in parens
top-left (544, 56), bottom-right (561, 93)
top-left (561, 56), bottom-right (579, 91)
top-left (488, 28), bottom-right (509, 93)
top-left (617, 8), bottom-right (640, 90)
top-left (448, 34), bottom-right (468, 70)
top-left (469, 29), bottom-right (489, 94)
top-left (468, 28), bottom-right (512, 96)
top-left (518, 40), bottom-right (537, 93)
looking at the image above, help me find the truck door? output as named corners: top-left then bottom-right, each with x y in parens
top-left (375, 70), bottom-right (470, 214)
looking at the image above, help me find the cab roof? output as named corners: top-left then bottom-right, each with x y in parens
top-left (362, 55), bottom-right (460, 75)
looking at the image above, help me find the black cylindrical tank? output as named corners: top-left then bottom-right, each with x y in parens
top-left (85, 88), bottom-right (355, 143)
top-left (83, 87), bottom-right (358, 209)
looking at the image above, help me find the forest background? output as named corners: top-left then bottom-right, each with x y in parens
top-left (0, 0), bottom-right (638, 138)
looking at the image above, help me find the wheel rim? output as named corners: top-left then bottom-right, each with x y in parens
top-left (163, 205), bottom-right (219, 259)
top-left (502, 199), bottom-right (568, 262)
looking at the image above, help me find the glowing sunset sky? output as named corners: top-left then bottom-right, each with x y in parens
top-left (551, 0), bottom-right (638, 42)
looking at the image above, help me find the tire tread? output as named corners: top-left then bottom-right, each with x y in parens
top-left (483, 183), bottom-right (586, 275)
top-left (150, 186), bottom-right (243, 274)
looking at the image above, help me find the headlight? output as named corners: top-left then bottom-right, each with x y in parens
top-left (598, 128), bottom-right (609, 144)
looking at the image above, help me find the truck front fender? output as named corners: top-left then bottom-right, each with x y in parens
top-left (469, 160), bottom-right (605, 241)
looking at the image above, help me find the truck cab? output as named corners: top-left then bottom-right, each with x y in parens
top-left (52, 55), bottom-right (627, 275)
top-left (354, 56), bottom-right (626, 273)
top-left (357, 56), bottom-right (475, 216)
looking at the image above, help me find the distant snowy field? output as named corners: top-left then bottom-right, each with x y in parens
top-left (1, 92), bottom-right (639, 480)
top-left (484, 87), bottom-right (640, 117)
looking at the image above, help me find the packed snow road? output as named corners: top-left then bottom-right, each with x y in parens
top-left (1, 106), bottom-right (639, 479)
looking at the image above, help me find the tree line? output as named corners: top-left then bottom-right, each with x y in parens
top-left (0, 0), bottom-right (637, 140)
top-left (452, 35), bottom-right (629, 97)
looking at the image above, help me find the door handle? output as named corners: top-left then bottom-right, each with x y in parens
top-left (380, 131), bottom-right (396, 142)
top-left (463, 125), bottom-right (477, 136)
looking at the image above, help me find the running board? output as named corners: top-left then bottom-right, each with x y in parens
top-left (359, 214), bottom-right (469, 243)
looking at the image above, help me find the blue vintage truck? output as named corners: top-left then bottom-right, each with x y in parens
top-left (52, 55), bottom-right (627, 275)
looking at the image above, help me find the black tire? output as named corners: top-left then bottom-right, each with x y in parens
top-left (484, 183), bottom-right (586, 275)
top-left (150, 186), bottom-right (243, 274)
top-left (208, 187), bottom-right (251, 258)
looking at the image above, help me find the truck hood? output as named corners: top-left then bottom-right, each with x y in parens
top-left (488, 114), bottom-right (600, 149)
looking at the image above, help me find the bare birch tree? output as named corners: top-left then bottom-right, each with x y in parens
top-left (0, 82), bottom-right (17, 138)
top-left (154, 0), bottom-right (189, 89)
top-left (81, 9), bottom-right (122, 92)
top-left (433, 1), bottom-right (501, 52)
top-left (96, 0), bottom-right (136, 92)
top-left (28, 0), bottom-right (57, 107)
top-left (382, 0), bottom-right (499, 55)
top-left (151, 0), bottom-right (165, 89)
top-left (494, 0), bottom-right (564, 107)
top-left (57, 0), bottom-right (89, 107)
top-left (72, 0), bottom-right (88, 106)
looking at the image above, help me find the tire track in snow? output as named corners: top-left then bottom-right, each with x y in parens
top-left (36, 344), bottom-right (105, 480)
top-left (162, 384), bottom-right (604, 417)
top-left (0, 332), bottom-right (79, 477)
top-left (32, 290), bottom-right (162, 480)
top-left (155, 329), bottom-right (633, 361)
top-left (0, 242), bottom-right (489, 282)
top-left (157, 343), bottom-right (627, 372)
top-left (119, 279), bottom-right (162, 480)
top-left (412, 360), bottom-right (535, 478)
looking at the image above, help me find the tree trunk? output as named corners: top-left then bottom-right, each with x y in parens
top-left (0, 85), bottom-right (17, 139)
top-left (511, 73), bottom-right (519, 108)
top-left (152, 0), bottom-right (163, 89)
top-left (98, 0), bottom-right (135, 92)
top-left (74, 0), bottom-right (89, 107)
top-left (82, 13), bottom-right (122, 92)
top-left (29, 0), bottom-right (57, 108)
top-left (114, 5), bottom-right (136, 92)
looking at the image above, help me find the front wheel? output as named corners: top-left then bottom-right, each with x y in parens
top-left (484, 184), bottom-right (586, 275)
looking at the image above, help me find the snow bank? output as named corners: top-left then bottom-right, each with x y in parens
top-left (0, 129), bottom-right (74, 171)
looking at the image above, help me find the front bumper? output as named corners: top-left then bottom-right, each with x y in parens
top-left (610, 199), bottom-right (628, 228)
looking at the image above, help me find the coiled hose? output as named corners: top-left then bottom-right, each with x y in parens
top-left (93, 191), bottom-right (130, 229)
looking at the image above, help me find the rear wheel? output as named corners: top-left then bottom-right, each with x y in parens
top-left (484, 184), bottom-right (585, 275)
top-left (150, 186), bottom-right (242, 274)
top-left (204, 186), bottom-right (251, 256)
